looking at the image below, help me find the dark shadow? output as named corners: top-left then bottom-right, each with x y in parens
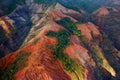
top-left (0, 5), bottom-right (33, 58)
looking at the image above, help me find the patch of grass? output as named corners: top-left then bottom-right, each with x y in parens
top-left (56, 17), bottom-right (82, 39)
top-left (76, 65), bottom-right (83, 80)
top-left (74, 22), bottom-right (84, 24)
top-left (91, 50), bottom-right (103, 65)
top-left (46, 30), bottom-right (83, 80)
top-left (0, 51), bottom-right (31, 80)
top-left (83, 43), bottom-right (103, 65)
top-left (46, 30), bottom-right (75, 73)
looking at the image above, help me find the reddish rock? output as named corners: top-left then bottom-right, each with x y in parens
top-left (93, 6), bottom-right (110, 16)
top-left (76, 22), bottom-right (101, 41)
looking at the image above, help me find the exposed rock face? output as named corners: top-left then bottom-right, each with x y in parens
top-left (0, 5), bottom-right (32, 56)
top-left (93, 6), bottom-right (110, 16)
top-left (0, 35), bottom-right (72, 80)
top-left (91, 4), bottom-right (120, 80)
top-left (55, 3), bottom-right (80, 15)
top-left (0, 18), bottom-right (88, 80)
top-left (0, 1), bottom-right (49, 56)
top-left (77, 22), bottom-right (101, 41)
top-left (0, 16), bottom-right (14, 34)
top-left (93, 6), bottom-right (119, 17)
top-left (55, 3), bottom-right (68, 13)
top-left (92, 6), bottom-right (120, 50)
top-left (0, 1), bottom-right (119, 80)
top-left (0, 16), bottom-right (15, 57)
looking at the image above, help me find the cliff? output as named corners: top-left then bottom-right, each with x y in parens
top-left (0, 1), bottom-right (120, 80)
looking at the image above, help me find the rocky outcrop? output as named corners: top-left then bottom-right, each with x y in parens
top-left (0, 16), bottom-right (14, 34)
top-left (0, 5), bottom-right (32, 56)
top-left (0, 18), bottom-right (92, 80)
top-left (91, 4), bottom-right (120, 80)
top-left (0, 1), bottom-right (119, 80)
top-left (0, 0), bottom-right (50, 56)
top-left (76, 22), bottom-right (101, 41)
top-left (93, 6), bottom-right (119, 16)
top-left (93, 6), bottom-right (110, 16)
top-left (55, 3), bottom-right (80, 15)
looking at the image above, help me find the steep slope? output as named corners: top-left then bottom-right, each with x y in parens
top-left (0, 5), bottom-right (32, 57)
top-left (92, 6), bottom-right (120, 50)
top-left (92, 6), bottom-right (119, 17)
top-left (91, 4), bottom-right (120, 80)
top-left (0, 16), bottom-right (15, 57)
top-left (0, 0), bottom-right (55, 56)
top-left (0, 2), bottom-right (117, 80)
top-left (0, 25), bottom-right (72, 80)
top-left (0, 16), bottom-right (14, 34)
top-left (0, 0), bottom-right (25, 16)
top-left (93, 6), bottom-right (110, 16)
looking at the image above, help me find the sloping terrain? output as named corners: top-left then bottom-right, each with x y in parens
top-left (91, 5), bottom-right (120, 80)
top-left (0, 0), bottom-right (120, 80)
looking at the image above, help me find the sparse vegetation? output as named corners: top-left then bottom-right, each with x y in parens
top-left (46, 30), bottom-right (75, 73)
top-left (84, 43), bottom-right (103, 65)
top-left (0, 51), bottom-right (31, 80)
top-left (74, 22), bottom-right (84, 24)
top-left (91, 50), bottom-right (103, 64)
top-left (76, 65), bottom-right (83, 80)
top-left (56, 17), bottom-right (82, 39)
top-left (46, 30), bottom-right (83, 80)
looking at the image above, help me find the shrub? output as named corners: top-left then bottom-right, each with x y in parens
top-left (92, 50), bottom-right (103, 64)
top-left (46, 30), bottom-right (76, 73)
top-left (56, 17), bottom-right (82, 39)
top-left (0, 51), bottom-right (31, 80)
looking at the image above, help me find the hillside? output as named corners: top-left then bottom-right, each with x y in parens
top-left (0, 0), bottom-right (120, 80)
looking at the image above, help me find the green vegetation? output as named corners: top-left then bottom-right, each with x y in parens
top-left (56, 17), bottom-right (82, 39)
top-left (83, 43), bottom-right (104, 79)
top-left (74, 22), bottom-right (84, 24)
top-left (46, 30), bottom-right (75, 72)
top-left (46, 30), bottom-right (83, 79)
top-left (76, 65), bottom-right (83, 80)
top-left (83, 43), bottom-right (103, 65)
top-left (0, 51), bottom-right (31, 80)
top-left (46, 17), bottom-right (82, 73)
top-left (91, 50), bottom-right (103, 65)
